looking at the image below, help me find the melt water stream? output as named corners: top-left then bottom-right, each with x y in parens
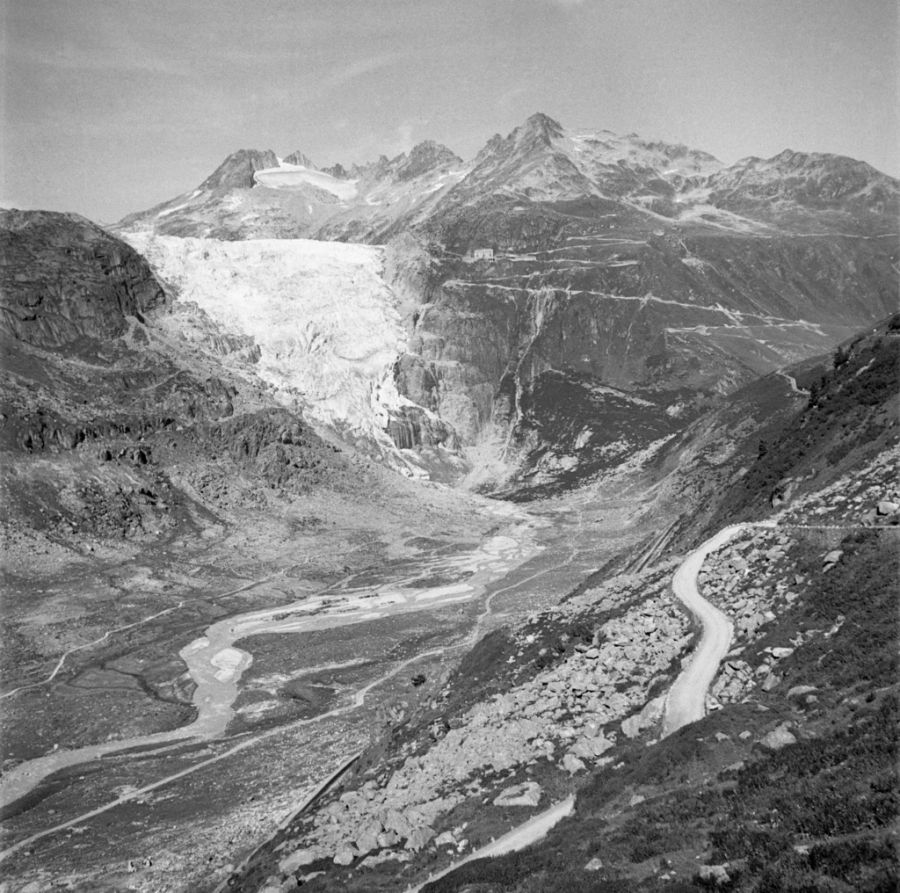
top-left (0, 513), bottom-right (541, 818)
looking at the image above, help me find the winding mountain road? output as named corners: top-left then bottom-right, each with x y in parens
top-left (662, 523), bottom-right (747, 736)
top-left (408, 523), bottom-right (752, 891)
top-left (408, 796), bottom-right (576, 893)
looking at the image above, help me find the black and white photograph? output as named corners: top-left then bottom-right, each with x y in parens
top-left (1, 1), bottom-right (898, 890)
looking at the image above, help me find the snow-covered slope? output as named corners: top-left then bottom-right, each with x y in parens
top-left (123, 233), bottom-right (458, 476)
top-left (253, 162), bottom-right (360, 200)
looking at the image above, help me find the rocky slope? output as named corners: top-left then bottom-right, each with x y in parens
top-left (220, 315), bottom-right (899, 892)
top-left (0, 210), bottom-right (347, 516)
top-left (649, 314), bottom-right (900, 552)
top-left (116, 113), bottom-right (899, 492)
top-left (416, 490), bottom-right (898, 893)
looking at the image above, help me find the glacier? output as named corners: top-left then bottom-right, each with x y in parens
top-left (124, 233), bottom-right (449, 476)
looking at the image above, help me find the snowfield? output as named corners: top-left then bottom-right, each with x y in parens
top-left (253, 163), bottom-right (359, 200)
top-left (124, 233), bottom-right (427, 467)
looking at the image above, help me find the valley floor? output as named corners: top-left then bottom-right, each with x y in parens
top-left (0, 474), bottom-right (658, 892)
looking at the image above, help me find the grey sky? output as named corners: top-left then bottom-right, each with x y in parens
top-left (2, 0), bottom-right (897, 222)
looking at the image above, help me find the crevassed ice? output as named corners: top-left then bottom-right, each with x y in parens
top-left (124, 233), bottom-right (418, 460)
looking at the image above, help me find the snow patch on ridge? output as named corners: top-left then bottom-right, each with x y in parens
top-left (253, 163), bottom-right (359, 200)
top-left (123, 233), bottom-right (435, 474)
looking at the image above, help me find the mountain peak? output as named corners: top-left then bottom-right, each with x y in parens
top-left (520, 112), bottom-right (564, 142)
top-left (524, 112), bottom-right (563, 132)
top-left (395, 141), bottom-right (462, 181)
top-left (283, 150), bottom-right (315, 168)
top-left (200, 149), bottom-right (279, 191)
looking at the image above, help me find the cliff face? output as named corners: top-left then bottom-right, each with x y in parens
top-left (387, 204), bottom-right (895, 489)
top-left (0, 210), bottom-right (167, 348)
top-left (198, 149), bottom-right (280, 191)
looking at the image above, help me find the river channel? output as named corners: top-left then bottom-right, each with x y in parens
top-left (0, 509), bottom-right (540, 813)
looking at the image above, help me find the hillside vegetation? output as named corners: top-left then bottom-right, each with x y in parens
top-left (425, 525), bottom-right (898, 892)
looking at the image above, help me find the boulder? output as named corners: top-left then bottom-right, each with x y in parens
top-left (698, 863), bottom-right (731, 886)
top-left (562, 753), bottom-right (586, 774)
top-left (278, 848), bottom-right (321, 873)
top-left (621, 694), bottom-right (665, 739)
top-left (571, 737), bottom-right (596, 760)
top-left (404, 827), bottom-right (434, 852)
top-left (758, 723), bottom-right (797, 751)
top-left (354, 829), bottom-right (380, 856)
top-left (768, 646), bottom-right (794, 659)
top-left (376, 830), bottom-right (400, 849)
top-left (434, 831), bottom-right (456, 847)
top-left (332, 846), bottom-right (357, 866)
top-left (493, 781), bottom-right (542, 807)
top-left (877, 500), bottom-right (899, 515)
top-left (383, 809), bottom-right (414, 839)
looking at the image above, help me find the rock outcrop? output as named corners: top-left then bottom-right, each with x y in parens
top-left (0, 210), bottom-right (166, 348)
top-left (200, 149), bottom-right (280, 191)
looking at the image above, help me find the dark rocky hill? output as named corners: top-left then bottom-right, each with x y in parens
top-left (0, 210), bottom-right (167, 348)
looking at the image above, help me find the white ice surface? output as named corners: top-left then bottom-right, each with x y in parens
top-left (253, 163), bottom-right (359, 200)
top-left (124, 234), bottom-right (419, 459)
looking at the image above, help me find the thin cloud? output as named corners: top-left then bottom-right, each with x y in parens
top-left (319, 51), bottom-right (410, 93)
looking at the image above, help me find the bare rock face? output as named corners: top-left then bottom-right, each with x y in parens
top-left (0, 210), bottom-right (166, 348)
top-left (283, 150), bottom-right (315, 168)
top-left (385, 405), bottom-right (459, 451)
top-left (706, 150), bottom-right (900, 230)
top-left (393, 141), bottom-right (462, 182)
top-left (200, 148), bottom-right (279, 191)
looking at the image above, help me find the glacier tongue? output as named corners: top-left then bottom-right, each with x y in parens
top-left (124, 233), bottom-right (443, 476)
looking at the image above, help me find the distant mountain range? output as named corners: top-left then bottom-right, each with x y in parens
top-left (114, 112), bottom-right (898, 491)
top-left (117, 112), bottom-right (898, 242)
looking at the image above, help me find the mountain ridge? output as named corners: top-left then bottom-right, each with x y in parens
top-left (115, 112), bottom-right (899, 241)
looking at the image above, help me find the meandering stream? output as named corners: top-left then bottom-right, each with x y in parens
top-left (0, 518), bottom-right (538, 816)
